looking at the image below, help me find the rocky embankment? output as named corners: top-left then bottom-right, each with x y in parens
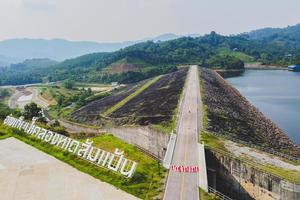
top-left (200, 68), bottom-right (300, 157)
top-left (245, 63), bottom-right (287, 70)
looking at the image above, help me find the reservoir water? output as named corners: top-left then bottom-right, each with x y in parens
top-left (225, 70), bottom-right (300, 145)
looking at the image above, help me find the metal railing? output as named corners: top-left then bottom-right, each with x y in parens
top-left (208, 186), bottom-right (233, 200)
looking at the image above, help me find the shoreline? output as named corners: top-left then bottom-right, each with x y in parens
top-left (200, 67), bottom-right (300, 157)
top-left (214, 66), bottom-right (288, 73)
top-left (245, 63), bottom-right (288, 70)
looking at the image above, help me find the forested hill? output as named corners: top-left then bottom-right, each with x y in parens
top-left (244, 23), bottom-right (300, 65)
top-left (19, 33), bottom-right (253, 84)
top-left (247, 23), bottom-right (300, 42)
top-left (42, 31), bottom-right (300, 83)
top-left (2, 29), bottom-right (300, 86)
top-left (0, 58), bottom-right (58, 86)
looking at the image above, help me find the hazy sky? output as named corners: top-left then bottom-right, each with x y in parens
top-left (1, 0), bottom-right (300, 42)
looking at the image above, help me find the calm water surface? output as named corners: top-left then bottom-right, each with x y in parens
top-left (225, 70), bottom-right (300, 145)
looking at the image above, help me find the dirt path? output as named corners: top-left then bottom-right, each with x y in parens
top-left (8, 87), bottom-right (49, 109)
top-left (8, 89), bottom-right (24, 108)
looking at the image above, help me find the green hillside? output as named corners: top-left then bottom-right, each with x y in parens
top-left (247, 23), bottom-right (300, 43)
top-left (0, 58), bottom-right (57, 85)
top-left (217, 48), bottom-right (254, 62)
top-left (2, 27), bottom-right (300, 86)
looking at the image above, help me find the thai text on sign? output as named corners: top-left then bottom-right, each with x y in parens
top-left (3, 116), bottom-right (137, 178)
top-left (171, 165), bottom-right (199, 173)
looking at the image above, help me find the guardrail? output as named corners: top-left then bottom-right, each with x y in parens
top-left (208, 132), bottom-right (300, 162)
top-left (208, 186), bottom-right (233, 200)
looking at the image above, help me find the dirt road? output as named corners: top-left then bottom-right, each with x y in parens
top-left (164, 65), bottom-right (202, 200)
top-left (8, 87), bottom-right (49, 109)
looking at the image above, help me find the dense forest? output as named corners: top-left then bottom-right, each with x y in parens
top-left (0, 58), bottom-right (57, 85)
top-left (1, 24), bottom-right (300, 86)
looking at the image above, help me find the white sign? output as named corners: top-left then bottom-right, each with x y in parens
top-left (3, 115), bottom-right (137, 178)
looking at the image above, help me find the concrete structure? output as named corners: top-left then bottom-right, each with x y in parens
top-left (198, 143), bottom-right (208, 192)
top-left (206, 149), bottom-right (300, 200)
top-left (57, 119), bottom-right (170, 161)
top-left (163, 133), bottom-right (177, 169)
top-left (106, 126), bottom-right (169, 161)
top-left (164, 65), bottom-right (206, 200)
top-left (0, 137), bottom-right (139, 200)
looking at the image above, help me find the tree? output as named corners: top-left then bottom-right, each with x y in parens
top-left (23, 102), bottom-right (42, 120)
top-left (57, 95), bottom-right (64, 106)
top-left (0, 103), bottom-right (21, 120)
top-left (0, 103), bottom-right (11, 120)
top-left (204, 55), bottom-right (244, 69)
top-left (63, 79), bottom-right (75, 89)
top-left (37, 116), bottom-right (47, 124)
top-left (0, 89), bottom-right (9, 98)
top-left (87, 88), bottom-right (92, 95)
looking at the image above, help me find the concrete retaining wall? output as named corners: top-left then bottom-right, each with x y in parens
top-left (58, 119), bottom-right (169, 161)
top-left (107, 126), bottom-right (170, 161)
top-left (206, 149), bottom-right (300, 200)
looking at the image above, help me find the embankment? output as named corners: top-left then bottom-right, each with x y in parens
top-left (199, 67), bottom-right (300, 157)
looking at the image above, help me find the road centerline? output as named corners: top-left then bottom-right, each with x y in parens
top-left (164, 65), bottom-right (201, 200)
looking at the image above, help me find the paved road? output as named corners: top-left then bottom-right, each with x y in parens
top-left (164, 65), bottom-right (202, 200)
top-left (0, 138), bottom-right (139, 200)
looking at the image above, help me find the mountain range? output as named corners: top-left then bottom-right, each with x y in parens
top-left (2, 23), bottom-right (300, 67)
top-left (0, 33), bottom-right (198, 67)
top-left (1, 23), bottom-right (300, 86)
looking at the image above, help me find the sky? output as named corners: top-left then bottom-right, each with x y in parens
top-left (0, 0), bottom-right (300, 43)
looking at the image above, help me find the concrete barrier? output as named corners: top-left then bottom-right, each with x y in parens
top-left (106, 126), bottom-right (169, 161)
top-left (163, 133), bottom-right (177, 169)
top-left (280, 181), bottom-right (300, 200)
top-left (199, 143), bottom-right (208, 192)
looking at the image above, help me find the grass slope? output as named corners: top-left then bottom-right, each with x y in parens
top-left (199, 188), bottom-right (220, 200)
top-left (0, 122), bottom-right (166, 199)
top-left (109, 69), bottom-right (188, 130)
top-left (103, 76), bottom-right (162, 117)
top-left (218, 48), bottom-right (254, 63)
